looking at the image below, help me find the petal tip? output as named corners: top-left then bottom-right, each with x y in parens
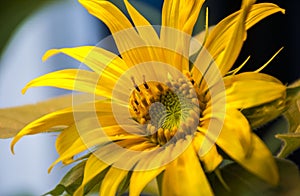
top-left (10, 137), bottom-right (19, 155)
top-left (42, 49), bottom-right (60, 62)
top-left (21, 86), bottom-right (29, 95)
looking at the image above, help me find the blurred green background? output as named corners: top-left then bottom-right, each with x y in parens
top-left (0, 0), bottom-right (55, 54)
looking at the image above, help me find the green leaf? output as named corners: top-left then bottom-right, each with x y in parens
top-left (211, 158), bottom-right (300, 196)
top-left (0, 94), bottom-right (77, 138)
top-left (44, 161), bottom-right (86, 196)
top-left (44, 157), bottom-right (111, 196)
top-left (0, 0), bottom-right (57, 54)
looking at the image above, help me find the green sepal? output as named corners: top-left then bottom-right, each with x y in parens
top-left (156, 171), bottom-right (164, 196)
top-left (283, 80), bottom-right (300, 133)
top-left (242, 79), bottom-right (300, 131)
top-left (83, 167), bottom-right (110, 195)
top-left (275, 80), bottom-right (300, 157)
top-left (210, 158), bottom-right (300, 196)
top-left (241, 97), bottom-right (287, 130)
top-left (117, 171), bottom-right (132, 196)
top-left (43, 161), bottom-right (86, 196)
top-left (276, 133), bottom-right (300, 158)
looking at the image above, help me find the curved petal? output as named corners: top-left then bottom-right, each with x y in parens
top-left (51, 125), bottom-right (141, 171)
top-left (224, 71), bottom-right (283, 84)
top-left (22, 69), bottom-right (114, 97)
top-left (55, 115), bottom-right (117, 164)
top-left (79, 0), bottom-right (149, 67)
top-left (203, 3), bottom-right (284, 76)
top-left (49, 130), bottom-right (102, 172)
top-left (212, 0), bottom-right (252, 76)
top-left (161, 0), bottom-right (204, 72)
top-left (162, 144), bottom-right (213, 196)
top-left (10, 100), bottom-right (112, 154)
top-left (124, 0), bottom-right (159, 44)
top-left (124, 0), bottom-right (167, 65)
top-left (79, 0), bottom-right (133, 33)
top-left (245, 3), bottom-right (285, 30)
top-left (43, 46), bottom-right (128, 75)
top-left (0, 94), bottom-right (75, 139)
top-left (10, 106), bottom-right (73, 154)
top-left (161, 0), bottom-right (204, 35)
top-left (55, 123), bottom-right (80, 164)
top-left (224, 72), bottom-right (286, 109)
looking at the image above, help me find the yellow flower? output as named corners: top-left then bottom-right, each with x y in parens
top-left (10, 0), bottom-right (286, 195)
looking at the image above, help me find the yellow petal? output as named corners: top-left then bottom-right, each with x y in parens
top-left (213, 108), bottom-right (279, 185)
top-left (10, 106), bottom-right (74, 154)
top-left (11, 100), bottom-right (111, 156)
top-left (79, 0), bottom-right (132, 34)
top-left (107, 140), bottom-right (159, 171)
top-left (224, 72), bottom-right (286, 109)
top-left (50, 141), bottom-right (87, 172)
top-left (43, 47), bottom-right (133, 99)
top-left (0, 94), bottom-right (75, 139)
top-left (162, 144), bottom-right (213, 196)
top-left (245, 3), bottom-right (285, 29)
top-left (74, 154), bottom-right (110, 196)
top-left (203, 109), bottom-right (253, 158)
top-left (55, 116), bottom-right (117, 164)
top-left (100, 167), bottom-right (128, 196)
top-left (224, 71), bottom-right (282, 84)
top-left (129, 168), bottom-right (164, 196)
top-left (55, 123), bottom-right (80, 164)
top-left (161, 0), bottom-right (204, 72)
top-left (123, 0), bottom-right (166, 64)
top-left (214, 1), bottom-right (251, 76)
top-left (51, 125), bottom-right (137, 171)
top-left (43, 46), bottom-right (128, 75)
top-left (193, 133), bottom-right (223, 172)
top-left (229, 134), bottom-right (279, 185)
top-left (124, 0), bottom-right (159, 44)
top-left (79, 0), bottom-right (148, 67)
top-left (126, 144), bottom-right (173, 172)
top-left (200, 144), bottom-right (223, 172)
top-left (22, 69), bottom-right (113, 97)
top-left (161, 0), bottom-right (204, 35)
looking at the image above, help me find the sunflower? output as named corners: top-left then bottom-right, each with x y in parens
top-left (10, 0), bottom-right (286, 195)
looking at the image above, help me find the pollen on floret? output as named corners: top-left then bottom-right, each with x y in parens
top-left (129, 75), bottom-right (201, 145)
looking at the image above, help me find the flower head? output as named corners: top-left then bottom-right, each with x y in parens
top-left (11, 0), bottom-right (286, 195)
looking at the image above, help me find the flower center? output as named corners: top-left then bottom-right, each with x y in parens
top-left (129, 76), bottom-right (201, 145)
